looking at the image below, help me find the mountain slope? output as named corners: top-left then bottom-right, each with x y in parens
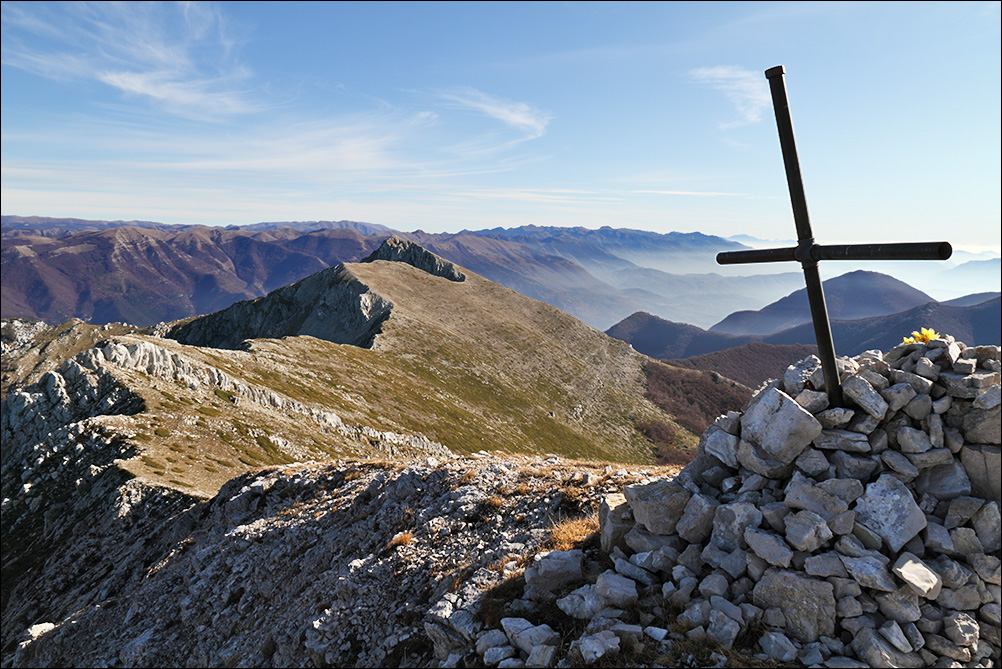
top-left (4, 238), bottom-right (694, 513)
top-left (767, 296), bottom-right (1002, 354)
top-left (941, 291), bottom-right (1001, 307)
top-left (163, 237), bottom-right (686, 465)
top-left (710, 270), bottom-right (936, 336)
top-left (1, 239), bottom-right (721, 666)
top-left (665, 342), bottom-right (819, 388)
top-left (606, 312), bottom-right (754, 359)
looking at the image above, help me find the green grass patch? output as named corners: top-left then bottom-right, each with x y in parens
top-left (197, 406), bottom-right (222, 417)
top-left (154, 427), bottom-right (171, 437)
top-left (142, 455), bottom-right (167, 470)
top-left (214, 388), bottom-right (237, 403)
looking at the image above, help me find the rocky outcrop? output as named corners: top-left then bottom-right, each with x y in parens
top-left (1, 346), bottom-right (195, 663)
top-left (363, 236), bottom-right (466, 282)
top-left (167, 237), bottom-right (465, 352)
top-left (0, 318), bottom-right (50, 355)
top-left (167, 263), bottom-right (394, 350)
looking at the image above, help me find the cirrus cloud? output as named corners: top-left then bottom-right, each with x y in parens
top-left (690, 65), bottom-right (770, 129)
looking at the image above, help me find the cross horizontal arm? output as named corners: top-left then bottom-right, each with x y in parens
top-left (717, 241), bottom-right (952, 265)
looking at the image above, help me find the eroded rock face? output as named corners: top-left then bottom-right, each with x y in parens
top-left (168, 264), bottom-right (394, 350)
top-left (362, 236), bottom-right (466, 282)
top-left (166, 237), bottom-right (469, 352)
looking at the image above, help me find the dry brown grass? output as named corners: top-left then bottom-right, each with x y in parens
top-left (387, 531), bottom-right (413, 549)
top-left (545, 514), bottom-right (599, 552)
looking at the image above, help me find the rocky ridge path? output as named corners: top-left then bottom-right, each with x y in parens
top-left (4, 454), bottom-right (677, 668)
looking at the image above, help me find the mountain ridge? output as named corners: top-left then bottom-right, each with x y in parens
top-left (609, 297), bottom-right (1002, 361)
top-left (709, 270), bottom-right (936, 336)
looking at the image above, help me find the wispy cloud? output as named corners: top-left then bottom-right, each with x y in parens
top-left (690, 66), bottom-right (770, 129)
top-left (1, 1), bottom-right (254, 119)
top-left (437, 88), bottom-right (552, 140)
top-left (632, 189), bottom-right (750, 197)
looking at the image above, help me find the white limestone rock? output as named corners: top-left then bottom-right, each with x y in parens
top-left (623, 479), bottom-right (690, 536)
top-left (593, 571), bottom-right (637, 608)
top-left (842, 375), bottom-right (888, 420)
top-left (675, 493), bottom-right (719, 544)
top-left (891, 552), bottom-right (942, 599)
top-left (740, 387), bottom-right (823, 465)
top-left (751, 570), bottom-right (836, 643)
top-left (853, 474), bottom-right (927, 553)
top-left (710, 502), bottom-right (762, 552)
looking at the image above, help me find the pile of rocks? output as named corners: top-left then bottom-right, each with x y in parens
top-left (470, 336), bottom-right (1000, 668)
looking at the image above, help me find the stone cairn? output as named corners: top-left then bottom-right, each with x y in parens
top-left (472, 336), bottom-right (1000, 668)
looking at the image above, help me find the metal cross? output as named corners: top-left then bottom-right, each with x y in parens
top-left (716, 66), bottom-right (952, 407)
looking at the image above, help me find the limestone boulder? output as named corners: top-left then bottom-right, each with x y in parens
top-left (675, 493), bottom-right (718, 545)
top-left (842, 375), bottom-right (889, 420)
top-left (960, 444), bottom-right (1002, 504)
top-left (623, 479), bottom-right (690, 536)
top-left (740, 387), bottom-right (822, 464)
top-left (853, 474), bottom-right (927, 553)
top-left (598, 494), bottom-right (633, 553)
top-left (752, 570), bottom-right (836, 643)
top-left (710, 502), bottom-right (763, 552)
top-left (891, 552), bottom-right (942, 599)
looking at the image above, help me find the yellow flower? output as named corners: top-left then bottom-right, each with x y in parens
top-left (902, 327), bottom-right (940, 344)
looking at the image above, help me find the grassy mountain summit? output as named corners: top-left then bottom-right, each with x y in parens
top-left (5, 238), bottom-right (700, 500)
top-left (163, 237), bottom-right (687, 467)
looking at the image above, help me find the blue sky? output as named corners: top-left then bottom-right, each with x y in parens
top-left (2, 1), bottom-right (1000, 252)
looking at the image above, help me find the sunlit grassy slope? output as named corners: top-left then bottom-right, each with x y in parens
top-left (7, 256), bottom-right (700, 498)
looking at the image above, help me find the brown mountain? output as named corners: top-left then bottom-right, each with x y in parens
top-left (1, 224), bottom-right (381, 325)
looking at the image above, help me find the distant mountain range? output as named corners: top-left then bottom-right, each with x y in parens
top-left (3, 216), bottom-right (999, 332)
top-left (726, 233), bottom-right (1001, 299)
top-left (609, 295), bottom-right (1001, 361)
top-left (2, 217), bottom-right (800, 329)
top-left (1, 223), bottom-right (381, 326)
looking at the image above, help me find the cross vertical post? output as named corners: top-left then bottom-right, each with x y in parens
top-left (764, 65), bottom-right (843, 406)
top-left (716, 66), bottom-right (953, 407)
